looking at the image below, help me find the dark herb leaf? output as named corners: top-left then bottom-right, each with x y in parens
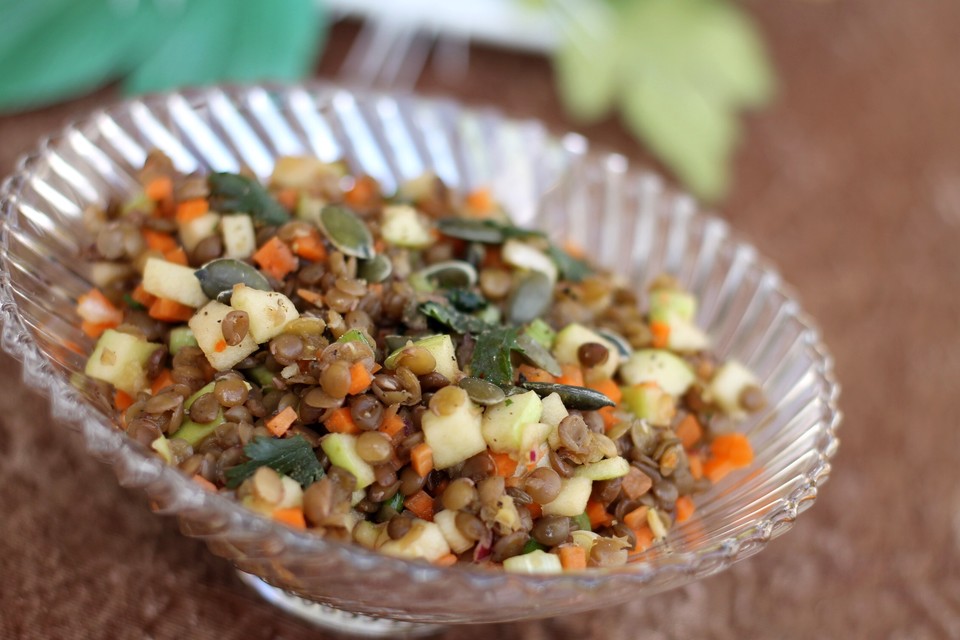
top-left (208, 172), bottom-right (290, 225)
top-left (519, 381), bottom-right (616, 410)
top-left (123, 293), bottom-right (146, 311)
top-left (548, 245), bottom-right (592, 282)
top-left (446, 287), bottom-right (488, 313)
top-left (471, 326), bottom-right (522, 386)
top-left (419, 300), bottom-right (491, 334)
top-left (224, 435), bottom-right (323, 489)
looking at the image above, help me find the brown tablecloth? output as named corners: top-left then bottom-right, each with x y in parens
top-left (2, 2), bottom-right (959, 638)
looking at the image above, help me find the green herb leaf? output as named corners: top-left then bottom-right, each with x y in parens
top-left (419, 300), bottom-right (492, 334)
top-left (436, 218), bottom-right (545, 245)
top-left (471, 326), bottom-right (523, 386)
top-left (446, 287), bottom-right (488, 313)
top-left (548, 245), bottom-right (592, 282)
top-left (225, 435), bottom-right (323, 489)
top-left (208, 172), bottom-right (290, 225)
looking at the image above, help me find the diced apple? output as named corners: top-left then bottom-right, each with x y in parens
top-left (320, 433), bottom-right (375, 489)
top-left (188, 301), bottom-right (259, 370)
top-left (619, 349), bottom-right (695, 396)
top-left (84, 329), bottom-right (161, 395)
top-left (421, 387), bottom-right (486, 469)
top-left (541, 477), bottom-right (593, 517)
top-left (230, 284), bottom-right (299, 343)
top-left (179, 211), bottom-right (220, 252)
top-left (221, 214), bottom-right (256, 259)
top-left (540, 392), bottom-right (568, 449)
top-left (434, 509), bottom-right (474, 554)
top-left (503, 549), bottom-right (563, 574)
top-left (481, 391), bottom-right (543, 454)
top-left (573, 456), bottom-right (630, 481)
top-left (378, 519), bottom-right (451, 562)
top-left (552, 323), bottom-right (620, 381)
top-left (142, 257), bottom-right (209, 308)
top-left (708, 360), bottom-right (761, 419)
top-left (381, 204), bottom-right (434, 249)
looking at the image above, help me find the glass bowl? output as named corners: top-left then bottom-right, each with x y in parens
top-left (0, 84), bottom-right (840, 629)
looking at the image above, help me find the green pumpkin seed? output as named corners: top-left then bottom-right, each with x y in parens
top-left (458, 376), bottom-right (506, 406)
top-left (520, 381), bottom-right (616, 410)
top-left (194, 258), bottom-right (271, 303)
top-left (436, 217), bottom-right (504, 243)
top-left (415, 260), bottom-right (478, 289)
top-left (319, 205), bottom-right (375, 259)
top-left (596, 329), bottom-right (632, 358)
top-left (507, 271), bottom-right (553, 324)
top-left (358, 254), bottom-right (393, 283)
top-left (515, 333), bottom-right (562, 377)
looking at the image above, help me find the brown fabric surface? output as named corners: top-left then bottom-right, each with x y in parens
top-left (2, 1), bottom-right (959, 637)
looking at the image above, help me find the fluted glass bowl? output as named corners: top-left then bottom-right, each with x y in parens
top-left (0, 85), bottom-right (839, 626)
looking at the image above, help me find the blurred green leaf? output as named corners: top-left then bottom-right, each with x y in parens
top-left (552, 0), bottom-right (775, 200)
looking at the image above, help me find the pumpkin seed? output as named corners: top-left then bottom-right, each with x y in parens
top-left (596, 328), bottom-right (632, 358)
top-left (358, 254), bottom-right (392, 283)
top-left (458, 376), bottom-right (506, 406)
top-left (319, 205), bottom-right (375, 259)
top-left (520, 381), bottom-right (616, 410)
top-left (194, 258), bottom-right (271, 303)
top-left (465, 242), bottom-right (486, 268)
top-left (415, 260), bottom-right (478, 289)
top-left (436, 217), bottom-right (504, 243)
top-left (507, 271), bottom-right (553, 324)
top-left (515, 333), bottom-right (562, 377)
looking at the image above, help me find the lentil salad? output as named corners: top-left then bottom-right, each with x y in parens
top-left (79, 152), bottom-right (763, 573)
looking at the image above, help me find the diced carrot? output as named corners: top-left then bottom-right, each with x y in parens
top-left (266, 406), bottom-right (298, 437)
top-left (114, 390), bottom-right (134, 411)
top-left (344, 175), bottom-right (379, 210)
top-left (586, 500), bottom-right (613, 529)
top-left (81, 321), bottom-right (114, 338)
top-left (587, 378), bottom-right (622, 404)
top-left (252, 236), bottom-right (298, 281)
top-left (291, 228), bottom-right (328, 263)
top-left (272, 506), bottom-right (306, 529)
top-left (371, 363), bottom-right (382, 374)
top-left (517, 364), bottom-right (555, 383)
top-left (175, 197), bottom-right (209, 223)
top-left (324, 407), bottom-right (360, 435)
top-left (131, 283), bottom-right (157, 308)
top-left (650, 321), bottom-right (670, 349)
top-left (526, 502), bottom-right (543, 519)
top-left (631, 525), bottom-right (655, 553)
top-left (687, 452), bottom-right (703, 480)
top-left (347, 362), bottom-right (372, 395)
top-left (410, 443), bottom-right (434, 478)
top-left (675, 496), bottom-right (696, 523)
top-left (623, 505), bottom-right (650, 531)
top-left (598, 406), bottom-right (619, 431)
top-left (275, 188), bottom-right (299, 211)
top-left (142, 229), bottom-right (179, 253)
top-left (558, 544), bottom-right (587, 570)
top-left (77, 287), bottom-right (124, 327)
top-left (148, 297), bottom-right (195, 322)
top-left (675, 414), bottom-right (704, 450)
top-left (563, 241), bottom-right (586, 260)
top-left (490, 451), bottom-right (518, 478)
top-left (710, 433), bottom-right (754, 467)
top-left (556, 363), bottom-right (584, 387)
top-left (150, 369), bottom-right (174, 395)
top-left (403, 490), bottom-right (435, 521)
top-left (379, 413), bottom-right (406, 438)
top-left (433, 553), bottom-right (458, 567)
top-left (192, 475), bottom-right (217, 492)
top-left (163, 246), bottom-right (188, 266)
top-left (296, 288), bottom-right (324, 306)
top-left (212, 339), bottom-right (227, 353)
top-left (464, 188), bottom-right (494, 216)
top-left (145, 176), bottom-right (173, 202)
top-left (702, 458), bottom-right (735, 483)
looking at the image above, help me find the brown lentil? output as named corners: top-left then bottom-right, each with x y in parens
top-left (523, 467), bottom-right (562, 505)
top-left (442, 478), bottom-right (478, 512)
top-left (270, 334), bottom-right (304, 365)
top-left (320, 361), bottom-right (352, 398)
top-left (214, 377), bottom-right (249, 407)
top-left (189, 393), bottom-right (220, 423)
top-left (455, 511), bottom-right (486, 541)
top-left (387, 515), bottom-right (413, 540)
top-left (577, 342), bottom-right (609, 368)
top-left (398, 466), bottom-right (426, 496)
top-left (531, 515), bottom-right (570, 547)
top-left (491, 531), bottom-right (529, 562)
top-left (356, 431), bottom-right (393, 463)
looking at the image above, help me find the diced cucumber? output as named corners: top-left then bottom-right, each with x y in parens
top-left (573, 456), bottom-right (630, 481)
top-left (708, 360), bottom-right (760, 418)
top-left (648, 288), bottom-right (697, 324)
top-left (179, 212), bottom-right (220, 252)
top-left (384, 334), bottom-right (459, 382)
top-left (421, 388), bottom-right (486, 469)
top-left (142, 257), bottom-right (209, 308)
top-left (170, 381), bottom-right (241, 447)
top-left (188, 301), bottom-right (259, 371)
top-left (525, 319), bottom-right (556, 350)
top-left (168, 326), bottom-right (198, 355)
top-left (434, 509), bottom-right (475, 554)
top-left (246, 366), bottom-right (277, 389)
top-left (481, 390), bottom-right (543, 454)
top-left (619, 349), bottom-right (695, 396)
top-left (336, 328), bottom-right (374, 347)
top-left (221, 214), bottom-right (256, 259)
top-left (552, 323), bottom-right (620, 380)
top-left (84, 329), bottom-right (161, 395)
top-left (503, 549), bottom-right (563, 574)
top-left (541, 477), bottom-right (593, 517)
top-left (230, 284), bottom-right (299, 343)
top-left (378, 519), bottom-right (451, 562)
top-left (381, 204), bottom-right (434, 249)
top-left (320, 433), bottom-right (375, 489)
top-left (621, 384), bottom-right (676, 427)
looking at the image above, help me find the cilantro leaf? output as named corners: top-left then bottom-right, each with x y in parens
top-left (419, 300), bottom-right (492, 334)
top-left (208, 172), bottom-right (290, 225)
top-left (470, 326), bottom-right (523, 386)
top-left (224, 436), bottom-right (323, 489)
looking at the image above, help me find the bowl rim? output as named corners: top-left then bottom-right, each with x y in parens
top-left (0, 82), bottom-right (841, 594)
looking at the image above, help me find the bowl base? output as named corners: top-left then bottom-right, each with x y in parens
top-left (237, 571), bottom-right (445, 637)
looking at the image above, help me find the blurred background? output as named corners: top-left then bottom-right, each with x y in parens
top-left (2, 1), bottom-right (960, 639)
